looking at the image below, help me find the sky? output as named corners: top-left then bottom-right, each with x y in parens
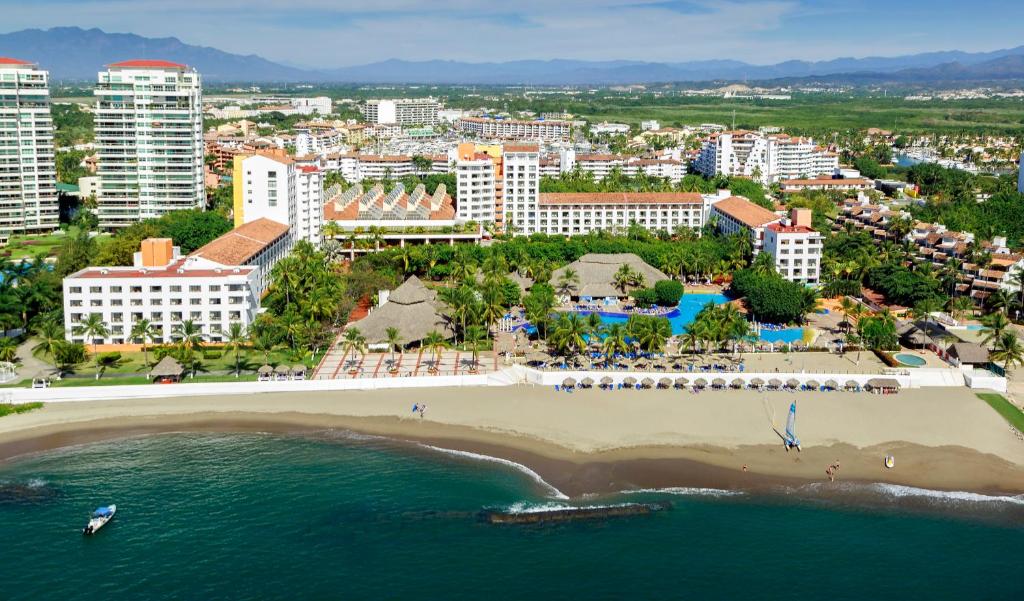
top-left (1, 0), bottom-right (1022, 68)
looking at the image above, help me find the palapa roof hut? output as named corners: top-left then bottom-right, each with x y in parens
top-left (150, 356), bottom-right (184, 382)
top-left (550, 253), bottom-right (668, 298)
top-left (640, 377), bottom-right (655, 388)
top-left (352, 276), bottom-right (454, 346)
top-left (657, 377), bottom-right (672, 389)
top-left (947, 342), bottom-right (989, 366)
top-left (674, 376), bottom-right (689, 388)
top-left (600, 375), bottom-right (614, 387)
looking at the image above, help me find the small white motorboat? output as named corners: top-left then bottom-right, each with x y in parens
top-left (83, 505), bottom-right (116, 535)
top-left (884, 455), bottom-right (895, 469)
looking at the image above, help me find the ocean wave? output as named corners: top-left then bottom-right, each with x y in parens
top-left (868, 483), bottom-right (1024, 506)
top-left (26, 478), bottom-right (47, 489)
top-left (502, 501), bottom-right (637, 514)
top-left (415, 444), bottom-right (568, 500)
top-left (621, 487), bottom-right (743, 498)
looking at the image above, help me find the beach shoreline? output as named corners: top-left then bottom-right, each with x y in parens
top-left (1, 386), bottom-right (1022, 498)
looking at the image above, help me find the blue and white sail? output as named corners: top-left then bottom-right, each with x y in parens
top-left (784, 402), bottom-right (800, 448)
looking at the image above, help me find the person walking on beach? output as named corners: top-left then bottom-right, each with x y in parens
top-left (826, 466), bottom-right (834, 483)
top-left (419, 403), bottom-right (427, 419)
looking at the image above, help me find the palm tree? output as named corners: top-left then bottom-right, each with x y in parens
top-left (612, 264), bottom-right (634, 295)
top-left (172, 320), bottom-right (205, 377)
top-left (990, 331), bottom-right (1024, 374)
top-left (912, 297), bottom-right (943, 338)
top-left (839, 296), bottom-right (857, 334)
top-left (76, 314), bottom-right (108, 380)
top-left (981, 312), bottom-right (1011, 348)
top-left (550, 313), bottom-right (590, 359)
top-left (341, 327), bottom-right (367, 366)
top-left (631, 316), bottom-right (672, 354)
top-left (385, 326), bottom-right (403, 369)
top-left (557, 267), bottom-right (580, 297)
top-left (799, 288), bottom-right (822, 324)
top-left (948, 296), bottom-right (975, 322)
top-left (252, 329), bottom-right (278, 366)
top-left (32, 319), bottom-right (64, 360)
top-left (220, 322), bottom-right (248, 377)
top-left (600, 323), bottom-right (630, 363)
top-left (130, 319), bottom-right (158, 369)
top-left (987, 289), bottom-right (1011, 315)
top-left (464, 325), bottom-right (487, 371)
top-left (422, 330), bottom-right (448, 372)
top-left (0, 337), bottom-right (17, 363)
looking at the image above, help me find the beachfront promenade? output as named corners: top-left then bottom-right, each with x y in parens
top-left (3, 361), bottom-right (998, 405)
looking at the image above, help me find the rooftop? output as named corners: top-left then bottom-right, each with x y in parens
top-left (108, 59), bottom-right (188, 69)
top-left (711, 196), bottom-right (779, 228)
top-left (190, 218), bottom-right (290, 266)
top-left (0, 57), bottom-right (33, 66)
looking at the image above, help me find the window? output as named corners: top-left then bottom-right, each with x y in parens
top-left (69, 286), bottom-right (82, 294)
top-left (89, 286), bottom-right (102, 293)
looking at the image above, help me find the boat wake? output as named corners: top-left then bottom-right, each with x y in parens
top-left (415, 443), bottom-right (569, 500)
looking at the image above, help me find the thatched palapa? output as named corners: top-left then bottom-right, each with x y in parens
top-left (549, 253), bottom-right (668, 298)
top-left (351, 276), bottom-right (454, 345)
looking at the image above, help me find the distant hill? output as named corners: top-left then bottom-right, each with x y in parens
top-left (0, 27), bottom-right (309, 81)
top-left (1, 27), bottom-right (1022, 85)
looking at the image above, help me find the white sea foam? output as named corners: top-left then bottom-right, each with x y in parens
top-left (503, 501), bottom-right (636, 514)
top-left (868, 483), bottom-right (1024, 506)
top-left (621, 487), bottom-right (743, 498)
top-left (26, 478), bottom-right (47, 488)
top-left (416, 444), bottom-right (569, 500)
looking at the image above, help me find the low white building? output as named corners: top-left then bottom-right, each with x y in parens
top-left (694, 130), bottom-right (838, 185)
top-left (63, 220), bottom-right (291, 346)
top-left (591, 122), bottom-right (631, 135)
top-left (641, 120), bottom-right (660, 131)
top-left (457, 117), bottom-right (571, 141)
top-left (536, 192), bottom-right (715, 237)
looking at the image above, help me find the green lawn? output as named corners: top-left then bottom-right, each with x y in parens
top-left (32, 345), bottom-right (323, 380)
top-left (2, 228), bottom-right (113, 261)
top-left (0, 402), bottom-right (43, 417)
top-left (976, 393), bottom-right (1024, 433)
top-left (6, 374), bottom-right (264, 388)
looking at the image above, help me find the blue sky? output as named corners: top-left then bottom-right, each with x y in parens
top-left (2, 0), bottom-right (1022, 67)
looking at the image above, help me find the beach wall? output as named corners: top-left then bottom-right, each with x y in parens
top-left (4, 365), bottom-right (977, 405)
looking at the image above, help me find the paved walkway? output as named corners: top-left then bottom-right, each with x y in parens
top-left (313, 348), bottom-right (498, 380)
top-left (9, 338), bottom-right (54, 384)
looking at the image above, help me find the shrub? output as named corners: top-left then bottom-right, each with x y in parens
top-left (653, 280), bottom-right (684, 306)
top-left (630, 288), bottom-right (658, 308)
top-left (202, 351), bottom-right (222, 360)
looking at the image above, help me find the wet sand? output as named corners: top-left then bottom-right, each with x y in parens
top-left (1, 386), bottom-right (1022, 497)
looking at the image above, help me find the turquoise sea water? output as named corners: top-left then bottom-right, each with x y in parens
top-left (1, 432), bottom-right (1022, 600)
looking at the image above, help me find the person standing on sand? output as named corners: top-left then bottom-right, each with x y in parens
top-left (419, 404), bottom-right (427, 419)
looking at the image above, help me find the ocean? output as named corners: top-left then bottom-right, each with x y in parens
top-left (1, 432), bottom-right (1021, 600)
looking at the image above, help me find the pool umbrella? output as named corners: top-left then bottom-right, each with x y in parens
top-left (694, 378), bottom-right (707, 388)
top-left (712, 377), bottom-right (726, 388)
top-left (580, 377), bottom-right (594, 388)
top-left (657, 377), bottom-right (672, 389)
top-left (623, 376), bottom-right (637, 387)
top-left (805, 379), bottom-right (820, 389)
top-left (750, 377), bottom-right (765, 388)
top-left (640, 377), bottom-right (655, 388)
top-left (824, 379), bottom-right (839, 390)
top-left (731, 378), bottom-right (745, 389)
top-left (769, 378), bottom-right (782, 389)
top-left (562, 377), bottom-right (577, 388)
top-left (785, 378), bottom-right (800, 389)
top-left (674, 377), bottom-right (689, 389)
top-left (600, 376), bottom-right (614, 388)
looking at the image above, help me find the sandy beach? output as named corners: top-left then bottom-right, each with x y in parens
top-left (1, 385), bottom-right (1022, 497)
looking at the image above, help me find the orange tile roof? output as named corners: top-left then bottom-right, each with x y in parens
top-left (108, 59), bottom-right (186, 69)
top-left (539, 192), bottom-right (703, 206)
top-left (782, 178), bottom-right (871, 186)
top-left (711, 196), bottom-right (779, 228)
top-left (767, 223), bottom-right (817, 234)
top-left (0, 57), bottom-right (32, 65)
top-left (503, 143), bottom-right (539, 153)
top-left (190, 218), bottom-right (290, 266)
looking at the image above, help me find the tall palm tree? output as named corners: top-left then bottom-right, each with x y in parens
top-left (550, 313), bottom-right (590, 359)
top-left (32, 319), bottom-right (64, 360)
top-left (172, 320), bottom-right (205, 377)
top-left (76, 314), bottom-right (108, 380)
top-left (612, 264), bottom-right (634, 295)
top-left (990, 331), bottom-right (1024, 374)
top-left (422, 330), bottom-right (447, 372)
top-left (557, 267), bottom-right (580, 296)
top-left (464, 325), bottom-right (486, 371)
top-left (839, 296), bottom-right (857, 334)
top-left (600, 323), bottom-right (630, 363)
top-left (341, 327), bottom-right (367, 366)
top-left (130, 319), bottom-right (158, 369)
top-left (948, 296), bottom-right (975, 322)
top-left (385, 326), bottom-right (403, 368)
top-left (220, 322), bottom-right (248, 377)
top-left (252, 329), bottom-right (278, 366)
top-left (0, 337), bottom-right (17, 363)
top-left (912, 297), bottom-right (943, 339)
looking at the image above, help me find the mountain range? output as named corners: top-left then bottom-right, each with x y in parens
top-left (2, 27), bottom-right (1024, 85)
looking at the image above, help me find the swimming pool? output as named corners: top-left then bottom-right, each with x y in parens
top-left (577, 293), bottom-right (806, 343)
top-left (894, 353), bottom-right (928, 367)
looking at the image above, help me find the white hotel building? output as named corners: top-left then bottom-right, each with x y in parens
top-left (0, 57), bottom-right (58, 233)
top-left (764, 210), bottom-right (823, 285)
top-left (361, 98), bottom-right (439, 125)
top-left (63, 219), bottom-right (292, 345)
top-left (457, 117), bottom-right (571, 142)
top-left (503, 144), bottom-right (541, 234)
top-left (694, 130), bottom-right (837, 185)
top-left (536, 192), bottom-right (714, 236)
top-left (233, 153), bottom-right (322, 246)
top-left (453, 146), bottom-right (498, 224)
top-left (94, 60), bottom-right (205, 228)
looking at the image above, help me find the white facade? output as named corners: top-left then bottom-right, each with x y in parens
top-left (560, 150), bottom-right (684, 183)
top-left (94, 60), bottom-right (205, 228)
top-left (764, 222), bottom-right (823, 284)
top-left (236, 153), bottom-right (322, 246)
top-left (457, 117), bottom-right (570, 141)
top-left (0, 58), bottom-right (58, 233)
top-left (362, 98), bottom-right (439, 125)
top-left (533, 192), bottom-right (719, 237)
top-left (455, 157), bottom-right (496, 223)
top-left (296, 166), bottom-right (323, 246)
top-left (590, 122), bottom-right (630, 135)
top-left (709, 195), bottom-right (781, 254)
top-left (694, 131), bottom-right (837, 185)
top-left (641, 120), bottom-right (660, 131)
top-left (503, 145), bottom-right (540, 235)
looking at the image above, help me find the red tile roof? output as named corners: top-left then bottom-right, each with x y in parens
top-left (69, 259), bottom-right (254, 280)
top-left (767, 223), bottom-right (817, 234)
top-left (0, 57), bottom-right (32, 65)
top-left (190, 218), bottom-right (290, 266)
top-left (108, 59), bottom-right (187, 69)
top-left (711, 196), bottom-right (779, 228)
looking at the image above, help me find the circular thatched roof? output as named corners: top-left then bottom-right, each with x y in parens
top-left (623, 376), bottom-right (637, 386)
top-left (600, 376), bottom-right (614, 385)
top-left (563, 377), bottom-right (577, 387)
top-left (658, 377), bottom-right (672, 388)
top-left (581, 377), bottom-right (594, 387)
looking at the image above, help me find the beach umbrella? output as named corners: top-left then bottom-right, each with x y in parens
top-left (674, 377), bottom-right (689, 389)
top-left (562, 377), bottom-right (577, 388)
top-left (845, 380), bottom-right (861, 391)
top-left (600, 376), bottom-right (614, 388)
top-left (785, 378), bottom-right (800, 389)
top-left (694, 378), bottom-right (707, 388)
top-left (712, 377), bottom-right (726, 388)
top-left (623, 376), bottom-right (637, 387)
top-left (641, 377), bottom-right (655, 388)
top-left (824, 379), bottom-right (839, 390)
top-left (730, 378), bottom-right (745, 389)
top-left (750, 377), bottom-right (765, 388)
top-left (769, 378), bottom-right (782, 389)
top-left (805, 379), bottom-right (820, 390)
top-left (581, 377), bottom-right (594, 388)
top-left (657, 377), bottom-right (672, 389)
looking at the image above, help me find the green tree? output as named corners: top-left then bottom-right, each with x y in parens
top-left (991, 332), bottom-right (1024, 374)
top-left (130, 318), bottom-right (158, 368)
top-left (385, 326), bottom-right (403, 368)
top-left (220, 322), bottom-right (248, 377)
top-left (76, 313), bottom-right (109, 379)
